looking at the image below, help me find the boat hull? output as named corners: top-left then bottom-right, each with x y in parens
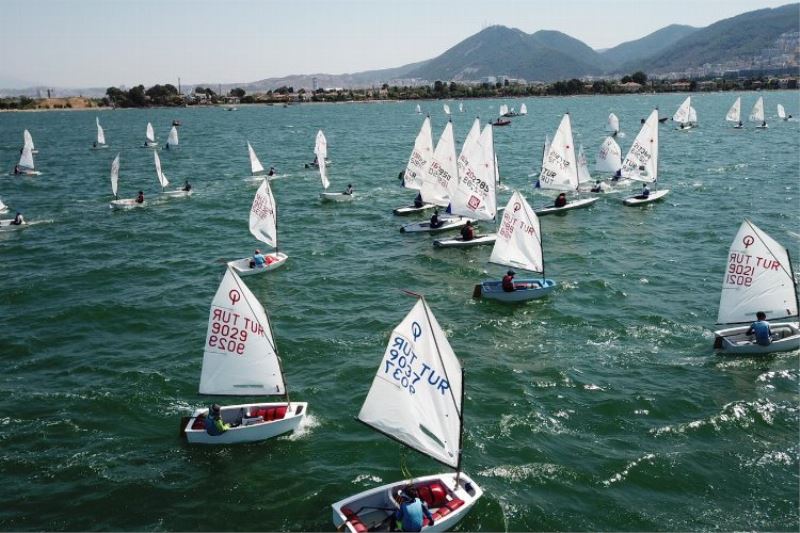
top-left (623, 189), bottom-right (670, 206)
top-left (433, 233), bottom-right (497, 248)
top-left (401, 217), bottom-right (471, 234)
top-left (110, 199), bottom-right (145, 210)
top-left (0, 219), bottom-right (27, 231)
top-left (393, 203), bottom-right (435, 216)
top-left (227, 253), bottom-right (288, 276)
top-left (331, 472), bottom-right (483, 533)
top-left (713, 322), bottom-right (800, 355)
top-left (320, 192), bottom-right (354, 202)
top-left (475, 278), bottom-right (556, 302)
top-left (183, 401), bottom-right (307, 444)
top-left (145, 142), bottom-right (159, 148)
top-left (162, 189), bottom-right (193, 198)
top-left (11, 170), bottom-right (41, 176)
top-left (535, 197), bottom-right (598, 216)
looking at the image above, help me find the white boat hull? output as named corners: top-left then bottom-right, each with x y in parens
top-left (11, 170), bottom-right (41, 176)
top-left (227, 253), bottom-right (288, 276)
top-left (0, 219), bottom-right (27, 231)
top-left (162, 189), bottom-right (193, 198)
top-left (332, 472), bottom-right (483, 533)
top-left (110, 198), bottom-right (146, 210)
top-left (475, 278), bottom-right (556, 302)
top-left (433, 233), bottom-right (497, 248)
top-left (145, 141), bottom-right (159, 148)
top-left (623, 189), bottom-right (670, 206)
top-left (91, 144), bottom-right (109, 150)
top-left (713, 322), bottom-right (800, 355)
top-left (401, 217), bottom-right (472, 234)
top-left (183, 401), bottom-right (307, 444)
top-left (393, 203), bottom-right (435, 216)
top-left (320, 192), bottom-right (354, 202)
top-left (535, 197), bottom-right (598, 216)
top-left (244, 175), bottom-right (266, 184)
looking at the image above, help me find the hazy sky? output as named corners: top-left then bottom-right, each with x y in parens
top-left (0, 0), bottom-right (792, 88)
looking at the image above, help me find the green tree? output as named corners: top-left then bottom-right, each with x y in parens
top-left (631, 71), bottom-right (648, 85)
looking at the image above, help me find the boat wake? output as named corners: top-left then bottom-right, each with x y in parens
top-left (284, 412), bottom-right (320, 440)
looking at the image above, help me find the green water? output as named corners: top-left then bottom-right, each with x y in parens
top-left (0, 93), bottom-right (798, 531)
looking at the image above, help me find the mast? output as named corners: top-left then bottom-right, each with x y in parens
top-left (788, 249), bottom-right (800, 319)
top-left (569, 112), bottom-right (579, 194)
top-left (456, 367), bottom-right (465, 484)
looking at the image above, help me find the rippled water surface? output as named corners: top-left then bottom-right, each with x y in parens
top-left (0, 92), bottom-right (798, 531)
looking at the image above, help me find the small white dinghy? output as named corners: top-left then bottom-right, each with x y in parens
top-left (394, 203), bottom-right (435, 216)
top-left (144, 122), bottom-right (158, 148)
top-left (182, 267), bottom-right (307, 444)
top-left (474, 191), bottom-right (556, 302)
top-left (0, 213), bottom-right (27, 231)
top-left (726, 97), bottom-right (743, 129)
top-left (777, 103), bottom-right (788, 121)
top-left (394, 116), bottom-right (436, 215)
top-left (673, 96), bottom-right (693, 130)
top-left (228, 179), bottom-right (288, 276)
top-left (621, 110), bottom-right (670, 206)
top-left (606, 113), bottom-right (620, 136)
top-left (109, 154), bottom-right (145, 210)
top-left (750, 96), bottom-right (768, 129)
top-left (519, 103), bottom-right (528, 116)
top-left (713, 219), bottom-right (800, 355)
top-left (331, 294), bottom-right (483, 533)
top-left (92, 117), bottom-right (109, 149)
top-left (245, 141), bottom-right (269, 183)
top-left (535, 196), bottom-right (598, 215)
top-left (401, 215), bottom-right (471, 234)
top-left (13, 144), bottom-right (41, 176)
top-left (316, 130), bottom-right (354, 202)
top-left (154, 151), bottom-right (191, 198)
top-left (434, 233), bottom-right (496, 248)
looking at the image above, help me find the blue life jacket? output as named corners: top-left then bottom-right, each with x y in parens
top-left (751, 320), bottom-right (772, 346)
top-left (397, 498), bottom-right (429, 532)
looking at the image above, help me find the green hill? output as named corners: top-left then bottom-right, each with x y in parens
top-left (601, 24), bottom-right (699, 67)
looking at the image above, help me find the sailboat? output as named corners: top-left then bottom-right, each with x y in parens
top-left (458, 102), bottom-right (464, 113)
top-left (673, 96), bottom-right (692, 130)
top-left (13, 144), bottom-right (41, 176)
top-left (621, 109), bottom-right (669, 206)
top-left (92, 117), bottom-right (109, 149)
top-left (434, 123), bottom-right (498, 248)
top-left (245, 141), bottom-right (268, 183)
top-left (534, 113), bottom-right (598, 215)
top-left (416, 104), bottom-right (422, 114)
top-left (726, 97), bottom-right (743, 128)
top-left (165, 126), bottom-right (179, 150)
top-left (443, 103), bottom-right (451, 115)
top-left (331, 294), bottom-right (483, 532)
top-left (228, 180), bottom-right (288, 275)
top-left (595, 137), bottom-right (622, 175)
top-left (154, 151), bottom-right (191, 198)
top-left (606, 113), bottom-right (620, 136)
top-left (394, 116), bottom-right (436, 216)
top-left (473, 190), bottom-right (555, 302)
top-left (713, 219), bottom-right (800, 354)
top-left (144, 122), bottom-right (158, 147)
top-left (688, 106), bottom-right (698, 127)
top-left (401, 121), bottom-right (473, 233)
top-left (749, 96), bottom-right (768, 129)
top-left (519, 103), bottom-right (528, 116)
top-left (109, 154), bottom-right (145, 210)
top-left (316, 130), bottom-right (353, 202)
top-left (182, 267), bottom-right (307, 444)
top-left (777, 104), bottom-right (788, 121)
top-left (23, 129), bottom-right (37, 154)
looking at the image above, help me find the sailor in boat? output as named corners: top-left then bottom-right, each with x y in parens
top-left (13, 165), bottom-right (21, 175)
top-left (460, 220), bottom-right (475, 241)
top-left (391, 486), bottom-right (435, 532)
top-left (205, 404), bottom-right (232, 436)
top-left (635, 183), bottom-right (650, 200)
top-left (136, 191), bottom-right (145, 204)
top-left (343, 183), bottom-right (354, 195)
top-left (611, 169), bottom-right (623, 182)
top-left (554, 193), bottom-right (567, 208)
top-left (430, 209), bottom-right (444, 229)
top-left (738, 120), bottom-right (743, 128)
top-left (413, 192), bottom-right (424, 208)
top-left (398, 170), bottom-right (405, 184)
top-left (590, 180), bottom-right (605, 193)
top-left (268, 166), bottom-right (276, 177)
top-left (11, 212), bottom-right (24, 225)
top-left (250, 249), bottom-right (267, 269)
top-left (93, 141), bottom-right (97, 148)
top-left (502, 270), bottom-right (540, 292)
top-left (182, 180), bottom-right (192, 192)
top-left (746, 311), bottom-right (773, 346)
top-left (761, 120), bottom-right (767, 128)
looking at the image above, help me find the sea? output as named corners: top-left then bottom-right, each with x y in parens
top-left (0, 92), bottom-right (798, 531)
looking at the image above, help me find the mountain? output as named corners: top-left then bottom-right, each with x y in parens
top-left (402, 25), bottom-right (612, 82)
top-left (601, 24), bottom-right (699, 66)
top-left (620, 4), bottom-right (800, 73)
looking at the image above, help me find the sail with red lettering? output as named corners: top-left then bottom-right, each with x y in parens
top-left (249, 179), bottom-right (277, 249)
top-left (358, 297), bottom-right (462, 468)
top-left (199, 268), bottom-right (285, 396)
top-left (620, 109), bottom-right (658, 183)
top-left (537, 114), bottom-right (578, 191)
top-left (452, 124), bottom-right (496, 220)
top-left (489, 191), bottom-right (543, 274)
top-left (717, 220), bottom-right (798, 324)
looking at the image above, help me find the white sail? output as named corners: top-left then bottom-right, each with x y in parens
top-left (443, 104), bottom-right (451, 115)
top-left (519, 103), bottom-right (528, 116)
top-left (499, 104), bottom-right (509, 116)
top-left (153, 151), bottom-right (169, 188)
top-left (673, 96), bottom-right (691, 124)
top-left (777, 104), bottom-right (786, 120)
top-left (110, 154), bottom-right (120, 197)
top-left (689, 106), bottom-right (697, 124)
top-left (595, 136), bottom-right (622, 173)
top-left (18, 145), bottom-right (35, 170)
top-left (146, 122), bottom-right (155, 143)
top-left (717, 219), bottom-right (798, 324)
top-left (620, 109), bottom-right (658, 183)
top-left (96, 117), bottom-right (106, 145)
top-left (459, 102), bottom-right (464, 113)
top-left (199, 268), bottom-right (285, 396)
top-left (419, 121), bottom-right (457, 207)
top-left (576, 144), bottom-right (592, 185)
top-left (358, 297), bottom-right (462, 469)
top-left (249, 180), bottom-right (278, 249)
top-left (23, 129), bottom-right (34, 151)
top-left (460, 117), bottom-right (481, 160)
top-left (415, 104), bottom-right (421, 114)
top-left (749, 97), bottom-right (765, 123)
top-left (403, 117), bottom-right (434, 191)
top-left (540, 135), bottom-right (550, 171)
top-left (452, 124), bottom-right (496, 221)
top-left (726, 97), bottom-right (741, 123)
top-left (167, 126), bottom-right (179, 147)
top-left (315, 130), bottom-right (329, 190)
top-left (537, 114), bottom-right (578, 192)
top-left (247, 142), bottom-right (265, 175)
top-left (0, 198), bottom-right (6, 212)
top-left (490, 191), bottom-right (543, 273)
top-left (606, 113), bottom-right (620, 133)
